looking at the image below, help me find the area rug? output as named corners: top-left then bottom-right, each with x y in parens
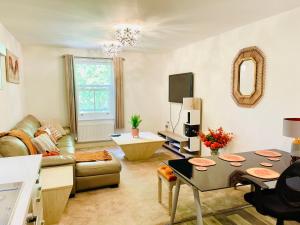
top-left (57, 147), bottom-right (285, 225)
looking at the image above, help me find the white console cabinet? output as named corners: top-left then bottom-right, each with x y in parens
top-left (0, 155), bottom-right (43, 225)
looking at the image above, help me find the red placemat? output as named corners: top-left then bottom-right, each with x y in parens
top-left (188, 158), bottom-right (216, 167)
top-left (218, 154), bottom-right (246, 162)
top-left (246, 167), bottom-right (280, 179)
top-left (255, 150), bottom-right (282, 158)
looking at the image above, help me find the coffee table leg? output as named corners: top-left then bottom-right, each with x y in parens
top-left (192, 187), bottom-right (203, 225)
top-left (170, 179), bottom-right (181, 225)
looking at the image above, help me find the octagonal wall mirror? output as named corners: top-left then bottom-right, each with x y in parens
top-left (232, 46), bottom-right (265, 107)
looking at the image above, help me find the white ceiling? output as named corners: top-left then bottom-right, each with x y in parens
top-left (0, 0), bottom-right (300, 52)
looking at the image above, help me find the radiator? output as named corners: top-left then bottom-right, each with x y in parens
top-left (77, 120), bottom-right (114, 142)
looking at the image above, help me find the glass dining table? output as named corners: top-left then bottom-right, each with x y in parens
top-left (165, 149), bottom-right (291, 225)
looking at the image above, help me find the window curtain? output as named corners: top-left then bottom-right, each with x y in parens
top-left (63, 55), bottom-right (78, 140)
top-left (113, 57), bottom-right (124, 129)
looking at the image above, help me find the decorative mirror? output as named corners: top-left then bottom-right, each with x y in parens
top-left (232, 46), bottom-right (265, 107)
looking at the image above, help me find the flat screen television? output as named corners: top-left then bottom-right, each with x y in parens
top-left (169, 73), bottom-right (194, 103)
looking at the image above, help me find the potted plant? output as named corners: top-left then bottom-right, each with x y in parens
top-left (199, 127), bottom-right (233, 155)
top-left (130, 114), bottom-right (142, 138)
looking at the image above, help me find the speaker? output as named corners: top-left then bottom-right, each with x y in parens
top-left (184, 124), bottom-right (199, 137)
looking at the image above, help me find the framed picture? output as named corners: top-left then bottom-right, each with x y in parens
top-left (0, 43), bottom-right (6, 90)
top-left (6, 50), bottom-right (20, 84)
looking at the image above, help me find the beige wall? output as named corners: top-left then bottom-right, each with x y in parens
top-left (162, 8), bottom-right (300, 155)
top-left (23, 45), bottom-right (167, 132)
top-left (21, 7), bottom-right (300, 153)
top-left (0, 23), bottom-right (25, 131)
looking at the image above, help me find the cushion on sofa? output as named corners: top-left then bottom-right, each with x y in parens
top-left (42, 154), bottom-right (75, 167)
top-left (32, 134), bottom-right (59, 154)
top-left (57, 135), bottom-right (75, 148)
top-left (76, 153), bottom-right (121, 177)
top-left (41, 119), bottom-right (67, 135)
top-left (0, 136), bottom-right (29, 157)
top-left (14, 115), bottom-right (41, 138)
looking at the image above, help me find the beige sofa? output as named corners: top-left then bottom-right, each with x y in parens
top-left (0, 115), bottom-right (121, 194)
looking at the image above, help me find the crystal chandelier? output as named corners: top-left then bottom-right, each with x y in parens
top-left (101, 41), bottom-right (122, 57)
top-left (115, 24), bottom-right (141, 47)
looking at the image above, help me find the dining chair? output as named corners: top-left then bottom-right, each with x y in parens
top-left (239, 160), bottom-right (300, 225)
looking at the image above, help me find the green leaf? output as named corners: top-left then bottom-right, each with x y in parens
top-left (130, 114), bottom-right (142, 128)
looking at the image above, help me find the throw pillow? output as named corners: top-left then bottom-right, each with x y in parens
top-left (40, 119), bottom-right (67, 135)
top-left (40, 124), bottom-right (62, 141)
top-left (32, 133), bottom-right (59, 154)
top-left (34, 127), bottom-right (57, 145)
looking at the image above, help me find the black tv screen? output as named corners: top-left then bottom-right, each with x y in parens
top-left (169, 73), bottom-right (194, 103)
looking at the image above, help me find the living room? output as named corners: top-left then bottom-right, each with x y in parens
top-left (0, 1), bottom-right (300, 225)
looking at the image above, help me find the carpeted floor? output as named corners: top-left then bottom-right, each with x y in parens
top-left (57, 147), bottom-right (299, 225)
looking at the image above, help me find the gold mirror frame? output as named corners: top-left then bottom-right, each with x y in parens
top-left (232, 46), bottom-right (265, 107)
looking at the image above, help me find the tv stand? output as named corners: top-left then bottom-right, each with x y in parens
top-left (158, 130), bottom-right (196, 158)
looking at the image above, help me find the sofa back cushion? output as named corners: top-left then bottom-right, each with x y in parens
top-left (14, 115), bottom-right (41, 138)
top-left (0, 136), bottom-right (29, 157)
top-left (0, 115), bottom-right (41, 157)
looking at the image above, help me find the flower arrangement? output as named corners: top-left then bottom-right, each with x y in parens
top-left (199, 127), bottom-right (233, 152)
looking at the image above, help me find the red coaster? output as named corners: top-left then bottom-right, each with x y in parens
top-left (195, 166), bottom-right (207, 171)
top-left (267, 157), bottom-right (280, 161)
top-left (230, 162), bottom-right (242, 167)
top-left (260, 162), bottom-right (273, 167)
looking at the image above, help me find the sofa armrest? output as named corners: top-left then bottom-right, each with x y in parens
top-left (42, 154), bottom-right (75, 167)
top-left (63, 127), bottom-right (71, 135)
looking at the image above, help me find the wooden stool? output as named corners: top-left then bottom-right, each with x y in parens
top-left (157, 165), bottom-right (177, 215)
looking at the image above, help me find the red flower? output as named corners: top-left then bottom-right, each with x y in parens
top-left (199, 127), bottom-right (233, 151)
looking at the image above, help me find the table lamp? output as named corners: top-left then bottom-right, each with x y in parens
top-left (283, 118), bottom-right (300, 162)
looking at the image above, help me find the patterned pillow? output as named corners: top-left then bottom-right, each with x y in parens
top-left (40, 119), bottom-right (66, 136)
top-left (32, 134), bottom-right (59, 154)
top-left (34, 127), bottom-right (57, 145)
top-left (40, 124), bottom-right (62, 141)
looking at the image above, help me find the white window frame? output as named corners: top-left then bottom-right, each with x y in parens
top-left (74, 57), bottom-right (115, 121)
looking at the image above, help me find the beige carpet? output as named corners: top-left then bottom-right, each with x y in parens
top-left (57, 147), bottom-right (297, 225)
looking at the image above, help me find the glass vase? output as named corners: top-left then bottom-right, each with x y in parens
top-left (210, 149), bottom-right (220, 156)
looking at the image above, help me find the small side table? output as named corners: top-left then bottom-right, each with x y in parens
top-left (40, 165), bottom-right (73, 225)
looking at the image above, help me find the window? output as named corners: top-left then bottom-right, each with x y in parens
top-left (74, 57), bottom-right (115, 120)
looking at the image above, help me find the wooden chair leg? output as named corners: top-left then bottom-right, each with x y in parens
top-left (168, 184), bottom-right (173, 215)
top-left (158, 176), bottom-right (162, 203)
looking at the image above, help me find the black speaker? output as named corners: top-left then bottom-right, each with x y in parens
top-left (184, 124), bottom-right (199, 137)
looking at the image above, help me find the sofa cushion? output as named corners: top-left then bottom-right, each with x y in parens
top-left (32, 133), bottom-right (59, 154)
top-left (42, 154), bottom-right (75, 167)
top-left (0, 136), bottom-right (29, 157)
top-left (14, 115), bottom-right (41, 138)
top-left (57, 135), bottom-right (75, 147)
top-left (76, 153), bottom-right (121, 177)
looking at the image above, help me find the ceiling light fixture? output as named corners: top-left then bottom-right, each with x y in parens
top-left (101, 41), bottom-right (122, 57)
top-left (114, 24), bottom-right (141, 47)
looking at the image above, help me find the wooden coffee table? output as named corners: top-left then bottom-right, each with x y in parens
top-left (112, 132), bottom-right (165, 160)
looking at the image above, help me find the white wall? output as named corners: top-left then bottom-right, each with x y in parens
top-left (162, 8), bottom-right (300, 155)
top-left (0, 23), bottom-right (25, 131)
top-left (23, 45), bottom-right (167, 132)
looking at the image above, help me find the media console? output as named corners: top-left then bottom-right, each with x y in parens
top-left (159, 97), bottom-right (202, 157)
